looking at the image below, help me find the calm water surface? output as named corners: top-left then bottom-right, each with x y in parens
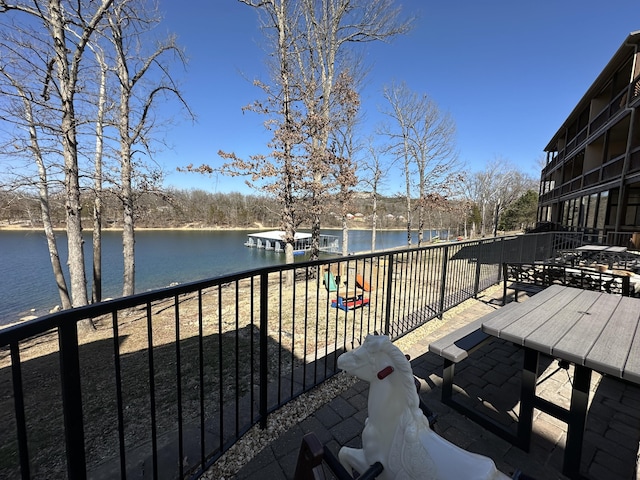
top-left (0, 228), bottom-right (426, 324)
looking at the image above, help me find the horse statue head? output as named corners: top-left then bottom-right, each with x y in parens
top-left (337, 334), bottom-right (511, 480)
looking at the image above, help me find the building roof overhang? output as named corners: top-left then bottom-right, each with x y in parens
top-left (544, 30), bottom-right (640, 152)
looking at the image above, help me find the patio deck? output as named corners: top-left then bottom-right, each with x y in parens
top-left (233, 286), bottom-right (640, 480)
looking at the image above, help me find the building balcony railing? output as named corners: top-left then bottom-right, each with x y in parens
top-left (0, 233), bottom-right (606, 479)
top-left (546, 85), bottom-right (632, 176)
top-left (602, 155), bottom-right (625, 181)
top-left (541, 149), bottom-right (632, 200)
top-left (631, 73), bottom-right (640, 106)
top-left (630, 147), bottom-right (640, 174)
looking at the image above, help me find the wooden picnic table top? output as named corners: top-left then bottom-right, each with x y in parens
top-left (575, 244), bottom-right (627, 253)
top-left (482, 284), bottom-right (640, 383)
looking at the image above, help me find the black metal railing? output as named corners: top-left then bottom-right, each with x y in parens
top-left (0, 232), bottom-right (622, 480)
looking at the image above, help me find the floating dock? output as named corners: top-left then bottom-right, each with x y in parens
top-left (245, 230), bottom-right (339, 255)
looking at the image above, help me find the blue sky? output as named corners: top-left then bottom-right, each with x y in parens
top-left (157, 0), bottom-right (640, 194)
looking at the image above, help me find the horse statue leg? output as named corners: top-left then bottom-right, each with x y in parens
top-left (338, 446), bottom-right (370, 477)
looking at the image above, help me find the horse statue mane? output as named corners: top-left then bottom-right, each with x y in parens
top-left (337, 334), bottom-right (511, 480)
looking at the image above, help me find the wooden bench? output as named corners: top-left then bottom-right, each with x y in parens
top-left (429, 313), bottom-right (521, 447)
top-left (428, 318), bottom-right (492, 405)
top-left (502, 262), bottom-right (631, 305)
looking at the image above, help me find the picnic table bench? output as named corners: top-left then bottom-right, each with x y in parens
top-left (428, 318), bottom-right (492, 404)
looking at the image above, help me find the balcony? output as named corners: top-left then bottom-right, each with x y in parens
top-left (0, 233), bottom-right (638, 479)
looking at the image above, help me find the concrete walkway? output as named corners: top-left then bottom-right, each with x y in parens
top-left (234, 288), bottom-right (640, 480)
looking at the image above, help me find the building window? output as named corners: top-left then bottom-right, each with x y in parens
top-left (571, 198), bottom-right (580, 227)
top-left (578, 196), bottom-right (588, 227)
top-left (564, 199), bottom-right (572, 225)
top-left (586, 193), bottom-right (598, 228)
top-left (596, 191), bottom-right (608, 230)
top-left (606, 189), bottom-right (618, 227)
top-left (624, 187), bottom-right (640, 226)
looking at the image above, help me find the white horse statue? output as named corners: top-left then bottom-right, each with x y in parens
top-left (337, 334), bottom-right (511, 480)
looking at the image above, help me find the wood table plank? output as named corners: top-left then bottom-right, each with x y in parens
top-left (622, 311), bottom-right (640, 384)
top-left (483, 285), bottom-right (571, 339)
top-left (576, 245), bottom-right (607, 252)
top-left (497, 287), bottom-right (584, 346)
top-left (524, 290), bottom-right (602, 356)
top-left (551, 292), bottom-right (621, 365)
top-left (585, 296), bottom-right (640, 376)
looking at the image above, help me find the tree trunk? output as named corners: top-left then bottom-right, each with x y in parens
top-left (92, 55), bottom-right (107, 303)
top-left (493, 200), bottom-right (501, 237)
top-left (311, 213), bottom-right (321, 261)
top-left (38, 145), bottom-right (71, 310)
top-left (121, 154), bottom-right (135, 297)
top-left (342, 216), bottom-right (349, 256)
top-left (403, 136), bottom-right (412, 246)
top-left (51, 0), bottom-right (88, 308)
top-left (417, 202), bottom-right (424, 246)
top-left (371, 193), bottom-right (377, 253)
top-left (11, 75), bottom-right (73, 310)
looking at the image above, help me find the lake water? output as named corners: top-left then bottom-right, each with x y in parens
top-left (0, 228), bottom-right (437, 324)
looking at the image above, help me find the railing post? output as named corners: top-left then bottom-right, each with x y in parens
top-left (438, 245), bottom-right (449, 318)
top-left (58, 322), bottom-right (86, 479)
top-left (259, 271), bottom-right (269, 429)
top-left (473, 254), bottom-right (482, 298)
top-left (518, 234), bottom-right (525, 263)
top-left (383, 253), bottom-right (394, 336)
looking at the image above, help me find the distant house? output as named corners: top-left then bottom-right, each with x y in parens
top-left (538, 31), bottom-right (640, 247)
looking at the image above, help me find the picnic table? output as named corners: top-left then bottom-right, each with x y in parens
top-left (482, 285), bottom-right (640, 479)
top-left (559, 244), bottom-right (639, 270)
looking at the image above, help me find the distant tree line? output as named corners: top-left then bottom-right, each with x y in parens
top-left (0, 184), bottom-right (539, 234)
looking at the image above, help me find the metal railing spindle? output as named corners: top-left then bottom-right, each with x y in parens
top-left (174, 295), bottom-right (184, 476)
top-left (145, 302), bottom-right (158, 480)
top-left (111, 311), bottom-right (127, 479)
top-left (10, 342), bottom-right (30, 480)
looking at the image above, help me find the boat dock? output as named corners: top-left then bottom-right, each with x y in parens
top-left (245, 230), bottom-right (339, 256)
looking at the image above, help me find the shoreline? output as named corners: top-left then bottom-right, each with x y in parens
top-left (0, 224), bottom-right (412, 232)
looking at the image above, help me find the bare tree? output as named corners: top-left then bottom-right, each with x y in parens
top-left (106, 0), bottom-right (191, 297)
top-left (463, 159), bottom-right (538, 237)
top-left (381, 82), bottom-right (458, 246)
top-left (1, 0), bottom-right (190, 314)
top-left (210, 0), bottom-right (414, 263)
top-left (329, 70), bottom-right (361, 256)
top-left (361, 140), bottom-right (389, 252)
top-left (89, 45), bottom-right (109, 303)
top-left (206, 0), bottom-right (306, 268)
top-left (294, 0), bottom-right (413, 259)
top-left (1, 0), bottom-right (115, 314)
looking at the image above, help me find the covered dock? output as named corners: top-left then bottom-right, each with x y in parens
top-left (245, 230), bottom-right (339, 255)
